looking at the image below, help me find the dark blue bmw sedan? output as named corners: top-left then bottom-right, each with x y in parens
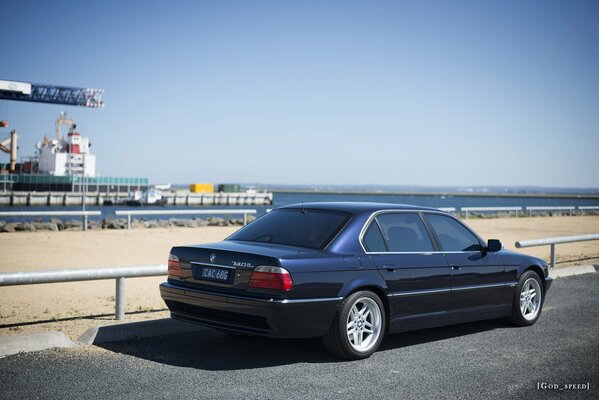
top-left (160, 202), bottom-right (552, 359)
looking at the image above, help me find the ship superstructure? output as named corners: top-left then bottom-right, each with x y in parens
top-left (37, 112), bottom-right (96, 177)
top-left (1, 112), bottom-right (148, 194)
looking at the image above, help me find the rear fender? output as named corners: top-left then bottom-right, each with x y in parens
top-left (338, 271), bottom-right (388, 298)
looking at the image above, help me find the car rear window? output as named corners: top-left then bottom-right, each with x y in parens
top-left (227, 208), bottom-right (351, 249)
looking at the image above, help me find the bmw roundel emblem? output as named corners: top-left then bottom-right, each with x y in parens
top-left (209, 253), bottom-right (216, 263)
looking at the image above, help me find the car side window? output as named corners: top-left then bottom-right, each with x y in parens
top-left (374, 213), bottom-right (435, 252)
top-left (426, 214), bottom-right (482, 252)
top-left (363, 222), bottom-right (387, 252)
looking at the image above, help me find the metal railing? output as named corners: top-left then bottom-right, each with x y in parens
top-left (0, 265), bottom-right (166, 320)
top-left (579, 206), bottom-right (599, 216)
top-left (525, 206), bottom-right (576, 217)
top-left (438, 207), bottom-right (456, 213)
top-left (114, 209), bottom-right (257, 229)
top-left (515, 233), bottom-right (599, 269)
top-left (0, 210), bottom-right (102, 231)
top-left (461, 206), bottom-right (522, 218)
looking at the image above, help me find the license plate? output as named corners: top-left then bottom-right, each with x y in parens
top-left (193, 265), bottom-right (234, 284)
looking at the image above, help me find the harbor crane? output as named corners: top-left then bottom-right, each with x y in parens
top-left (0, 130), bottom-right (18, 172)
top-left (0, 79), bottom-right (104, 108)
top-left (0, 79), bottom-right (104, 172)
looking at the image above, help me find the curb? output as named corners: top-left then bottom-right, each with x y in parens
top-left (77, 318), bottom-right (207, 345)
top-left (0, 331), bottom-right (75, 358)
top-left (551, 264), bottom-right (599, 279)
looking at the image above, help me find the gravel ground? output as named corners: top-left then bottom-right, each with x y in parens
top-left (1, 273), bottom-right (598, 400)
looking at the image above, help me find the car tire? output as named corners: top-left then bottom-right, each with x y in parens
top-left (509, 270), bottom-right (544, 326)
top-left (322, 290), bottom-right (386, 360)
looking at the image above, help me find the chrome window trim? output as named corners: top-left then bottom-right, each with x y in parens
top-left (359, 209), bottom-right (485, 255)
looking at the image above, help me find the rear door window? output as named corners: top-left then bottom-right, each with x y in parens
top-left (363, 222), bottom-right (387, 252)
top-left (374, 213), bottom-right (435, 252)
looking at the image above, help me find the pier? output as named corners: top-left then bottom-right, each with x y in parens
top-left (0, 191), bottom-right (273, 207)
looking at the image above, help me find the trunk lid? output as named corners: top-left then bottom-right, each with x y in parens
top-left (168, 240), bottom-right (320, 294)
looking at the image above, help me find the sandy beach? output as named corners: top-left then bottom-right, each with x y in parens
top-left (1, 216), bottom-right (598, 340)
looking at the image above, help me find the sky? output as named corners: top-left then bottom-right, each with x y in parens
top-left (1, 0), bottom-right (598, 188)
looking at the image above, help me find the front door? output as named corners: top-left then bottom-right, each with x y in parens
top-left (423, 213), bottom-right (506, 311)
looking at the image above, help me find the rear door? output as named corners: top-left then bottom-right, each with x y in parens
top-left (423, 213), bottom-right (506, 311)
top-left (362, 212), bottom-right (451, 325)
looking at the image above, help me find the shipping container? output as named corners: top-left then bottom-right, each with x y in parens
top-left (189, 183), bottom-right (214, 193)
top-left (217, 184), bottom-right (241, 193)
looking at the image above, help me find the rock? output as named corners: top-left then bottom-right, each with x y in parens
top-left (64, 220), bottom-right (83, 230)
top-left (15, 223), bottom-right (36, 232)
top-left (87, 220), bottom-right (102, 230)
top-left (132, 220), bottom-right (149, 229)
top-left (156, 219), bottom-right (170, 228)
top-left (246, 215), bottom-right (256, 223)
top-left (0, 221), bottom-right (5, 230)
top-left (196, 219), bottom-right (209, 227)
top-left (170, 218), bottom-right (198, 228)
top-left (1, 223), bottom-right (18, 233)
top-left (106, 218), bottom-right (127, 229)
top-left (207, 217), bottom-right (226, 226)
top-left (32, 222), bottom-right (59, 231)
top-left (50, 218), bottom-right (65, 231)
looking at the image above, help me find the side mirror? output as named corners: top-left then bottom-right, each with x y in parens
top-left (487, 239), bottom-right (502, 252)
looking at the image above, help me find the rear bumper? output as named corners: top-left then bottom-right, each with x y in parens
top-left (159, 282), bottom-right (341, 338)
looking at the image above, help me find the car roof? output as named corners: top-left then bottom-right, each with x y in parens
top-left (277, 202), bottom-right (441, 215)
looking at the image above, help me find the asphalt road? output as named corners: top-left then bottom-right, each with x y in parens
top-left (1, 274), bottom-right (598, 400)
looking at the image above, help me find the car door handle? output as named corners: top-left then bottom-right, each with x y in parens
top-left (450, 264), bottom-right (462, 270)
top-left (383, 265), bottom-right (397, 272)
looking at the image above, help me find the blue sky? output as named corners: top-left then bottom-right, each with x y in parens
top-left (1, 0), bottom-right (598, 187)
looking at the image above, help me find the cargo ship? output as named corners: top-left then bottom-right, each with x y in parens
top-left (0, 113), bottom-right (272, 206)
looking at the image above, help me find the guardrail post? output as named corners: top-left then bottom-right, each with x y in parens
top-left (243, 213), bottom-right (248, 226)
top-left (83, 214), bottom-right (88, 231)
top-left (550, 244), bottom-right (556, 269)
top-left (127, 214), bottom-right (132, 230)
top-left (115, 276), bottom-right (126, 320)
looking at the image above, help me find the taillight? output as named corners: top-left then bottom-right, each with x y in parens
top-left (249, 266), bottom-right (293, 291)
top-left (168, 253), bottom-right (182, 277)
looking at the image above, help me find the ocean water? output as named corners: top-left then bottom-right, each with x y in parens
top-left (1, 191), bottom-right (599, 223)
